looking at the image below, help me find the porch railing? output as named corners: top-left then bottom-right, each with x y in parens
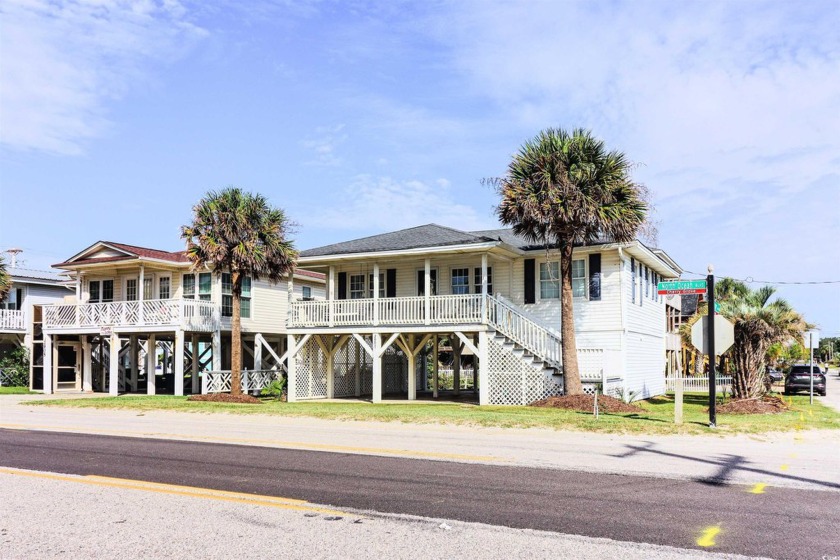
top-left (0, 310), bottom-right (26, 331)
top-left (43, 299), bottom-right (219, 332)
top-left (486, 294), bottom-right (562, 368)
top-left (202, 369), bottom-right (281, 394)
top-left (666, 376), bottom-right (732, 394)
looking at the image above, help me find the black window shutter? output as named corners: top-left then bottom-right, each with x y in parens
top-left (16, 288), bottom-right (23, 310)
top-left (588, 254), bottom-right (601, 301)
top-left (524, 259), bottom-right (535, 304)
top-left (386, 269), bottom-right (397, 298)
top-left (631, 258), bottom-right (636, 304)
top-left (337, 272), bottom-right (347, 300)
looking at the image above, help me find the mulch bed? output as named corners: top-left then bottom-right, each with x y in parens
top-left (715, 395), bottom-right (789, 415)
top-left (187, 394), bottom-right (262, 404)
top-left (530, 394), bottom-right (644, 414)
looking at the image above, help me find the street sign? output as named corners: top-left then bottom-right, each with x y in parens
top-left (657, 279), bottom-right (707, 295)
top-left (714, 302), bottom-right (721, 314)
top-left (803, 330), bottom-right (820, 349)
top-left (691, 315), bottom-right (735, 355)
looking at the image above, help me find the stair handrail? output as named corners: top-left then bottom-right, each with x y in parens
top-left (493, 294), bottom-right (561, 336)
top-left (486, 294), bottom-right (562, 368)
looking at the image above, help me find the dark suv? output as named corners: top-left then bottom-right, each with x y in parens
top-left (784, 364), bottom-right (826, 396)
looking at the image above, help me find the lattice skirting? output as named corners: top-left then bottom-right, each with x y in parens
top-left (295, 337), bottom-right (328, 399)
top-left (333, 338), bottom-right (371, 397)
top-left (486, 338), bottom-right (563, 406)
top-left (582, 380), bottom-right (623, 398)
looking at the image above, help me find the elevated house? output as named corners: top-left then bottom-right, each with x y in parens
top-left (287, 224), bottom-right (682, 405)
top-left (0, 265), bottom-right (72, 386)
top-left (40, 241), bottom-right (324, 395)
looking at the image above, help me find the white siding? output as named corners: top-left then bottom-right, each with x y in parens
top-left (622, 256), bottom-right (667, 398)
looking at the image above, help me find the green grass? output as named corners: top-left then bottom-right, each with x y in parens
top-left (28, 392), bottom-right (840, 435)
top-left (0, 386), bottom-right (35, 395)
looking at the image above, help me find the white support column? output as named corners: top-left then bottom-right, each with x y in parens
top-left (81, 336), bottom-right (92, 392)
top-left (481, 253), bottom-right (489, 322)
top-left (432, 334), bottom-right (439, 398)
top-left (138, 265), bottom-right (145, 325)
top-left (174, 330), bottom-right (185, 396)
top-left (424, 258), bottom-right (431, 326)
top-left (478, 331), bottom-right (489, 405)
top-left (328, 266), bottom-right (335, 328)
top-left (191, 334), bottom-right (199, 394)
top-left (75, 275), bottom-right (82, 327)
top-left (43, 334), bottom-right (53, 395)
top-left (407, 335), bottom-right (417, 401)
top-left (147, 335), bottom-right (156, 395)
top-left (129, 335), bottom-right (138, 392)
top-left (354, 339), bottom-right (361, 397)
top-left (372, 333), bottom-right (382, 403)
top-left (287, 273), bottom-right (294, 307)
top-left (254, 336), bottom-right (262, 371)
top-left (373, 263), bottom-right (380, 326)
top-left (326, 342), bottom-right (335, 399)
top-left (212, 330), bottom-right (222, 371)
top-left (286, 334), bottom-right (297, 402)
top-left (453, 337), bottom-right (462, 396)
top-left (108, 333), bottom-right (120, 396)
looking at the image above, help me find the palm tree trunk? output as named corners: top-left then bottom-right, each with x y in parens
top-left (231, 271), bottom-right (242, 397)
top-left (560, 243), bottom-right (582, 395)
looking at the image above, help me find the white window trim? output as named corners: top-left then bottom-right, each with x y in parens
top-left (88, 278), bottom-right (115, 303)
top-left (450, 267), bottom-right (471, 295)
top-left (157, 273), bottom-right (171, 300)
top-left (416, 267), bottom-right (439, 296)
top-left (539, 259), bottom-right (588, 301)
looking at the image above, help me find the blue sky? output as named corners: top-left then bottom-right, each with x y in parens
top-left (1, 0), bottom-right (838, 336)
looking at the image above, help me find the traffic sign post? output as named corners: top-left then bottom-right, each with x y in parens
top-left (707, 271), bottom-right (716, 428)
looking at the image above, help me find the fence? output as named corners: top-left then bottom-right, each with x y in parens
top-left (202, 370), bottom-right (282, 394)
top-left (665, 376), bottom-right (733, 394)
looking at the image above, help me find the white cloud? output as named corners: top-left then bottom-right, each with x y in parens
top-left (301, 124), bottom-right (348, 166)
top-left (0, 0), bottom-right (207, 155)
top-left (301, 174), bottom-right (496, 233)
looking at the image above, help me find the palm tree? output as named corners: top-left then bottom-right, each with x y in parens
top-left (0, 255), bottom-right (10, 304)
top-left (718, 281), bottom-right (807, 399)
top-left (496, 128), bottom-right (648, 394)
top-left (182, 188), bottom-right (298, 396)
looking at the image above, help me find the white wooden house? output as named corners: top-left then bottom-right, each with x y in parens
top-left (40, 241), bottom-right (324, 395)
top-left (287, 224), bottom-right (682, 405)
top-left (0, 266), bottom-right (72, 386)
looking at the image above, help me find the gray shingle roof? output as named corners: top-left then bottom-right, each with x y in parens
top-left (10, 267), bottom-right (67, 283)
top-left (300, 224), bottom-right (496, 257)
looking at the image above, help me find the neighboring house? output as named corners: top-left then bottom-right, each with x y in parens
top-left (0, 267), bottom-right (72, 386)
top-left (40, 241), bottom-right (324, 395)
top-left (288, 224), bottom-right (682, 405)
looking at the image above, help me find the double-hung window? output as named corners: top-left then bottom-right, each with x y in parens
top-left (368, 273), bottom-right (385, 298)
top-left (302, 286), bottom-right (312, 300)
top-left (349, 274), bottom-right (366, 299)
top-left (159, 277), bottom-right (171, 300)
top-left (125, 279), bottom-right (138, 302)
top-left (143, 277), bottom-right (154, 300)
top-left (451, 268), bottom-right (470, 295)
top-left (473, 267), bottom-right (493, 295)
top-left (198, 273), bottom-right (212, 301)
top-left (182, 274), bottom-right (195, 299)
top-left (1, 289), bottom-right (17, 311)
top-left (571, 259), bottom-right (586, 298)
top-left (539, 262), bottom-right (560, 299)
top-left (221, 273), bottom-right (252, 318)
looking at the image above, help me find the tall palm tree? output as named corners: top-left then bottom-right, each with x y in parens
top-left (721, 282), bottom-right (807, 399)
top-left (0, 255), bottom-right (10, 304)
top-left (496, 128), bottom-right (648, 394)
top-left (182, 188), bottom-right (298, 396)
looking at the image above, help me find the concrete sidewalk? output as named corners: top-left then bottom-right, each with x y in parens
top-left (2, 377), bottom-right (839, 492)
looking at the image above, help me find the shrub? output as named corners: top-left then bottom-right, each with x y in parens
top-left (0, 346), bottom-right (30, 387)
top-left (260, 377), bottom-right (287, 400)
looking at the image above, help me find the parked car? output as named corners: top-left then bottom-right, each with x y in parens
top-left (784, 364), bottom-right (826, 396)
top-left (767, 368), bottom-right (784, 384)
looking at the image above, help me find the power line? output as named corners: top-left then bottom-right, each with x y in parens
top-left (681, 269), bottom-right (840, 285)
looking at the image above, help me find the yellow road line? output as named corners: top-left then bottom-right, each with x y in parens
top-left (696, 525), bottom-right (721, 547)
top-left (779, 464), bottom-right (790, 471)
top-left (0, 422), bottom-right (499, 462)
top-left (749, 483), bottom-right (767, 494)
top-left (0, 467), bottom-right (348, 516)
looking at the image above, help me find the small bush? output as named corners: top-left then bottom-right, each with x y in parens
top-left (260, 377), bottom-right (287, 400)
top-left (0, 346), bottom-right (30, 387)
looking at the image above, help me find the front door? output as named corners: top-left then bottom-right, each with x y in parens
top-left (55, 342), bottom-right (81, 391)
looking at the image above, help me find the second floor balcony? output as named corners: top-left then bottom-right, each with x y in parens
top-left (43, 299), bottom-right (219, 332)
top-left (0, 310), bottom-right (26, 332)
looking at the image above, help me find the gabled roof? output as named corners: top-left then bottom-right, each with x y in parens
top-left (300, 224), bottom-right (497, 257)
top-left (55, 241), bottom-right (190, 268)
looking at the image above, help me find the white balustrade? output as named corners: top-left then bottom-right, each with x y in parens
top-left (203, 369), bottom-right (281, 394)
top-left (666, 376), bottom-right (732, 393)
top-left (486, 294), bottom-right (562, 368)
top-left (0, 310), bottom-right (25, 331)
top-left (43, 299), bottom-right (219, 331)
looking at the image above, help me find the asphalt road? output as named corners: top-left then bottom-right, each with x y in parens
top-left (1, 428), bottom-right (838, 560)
